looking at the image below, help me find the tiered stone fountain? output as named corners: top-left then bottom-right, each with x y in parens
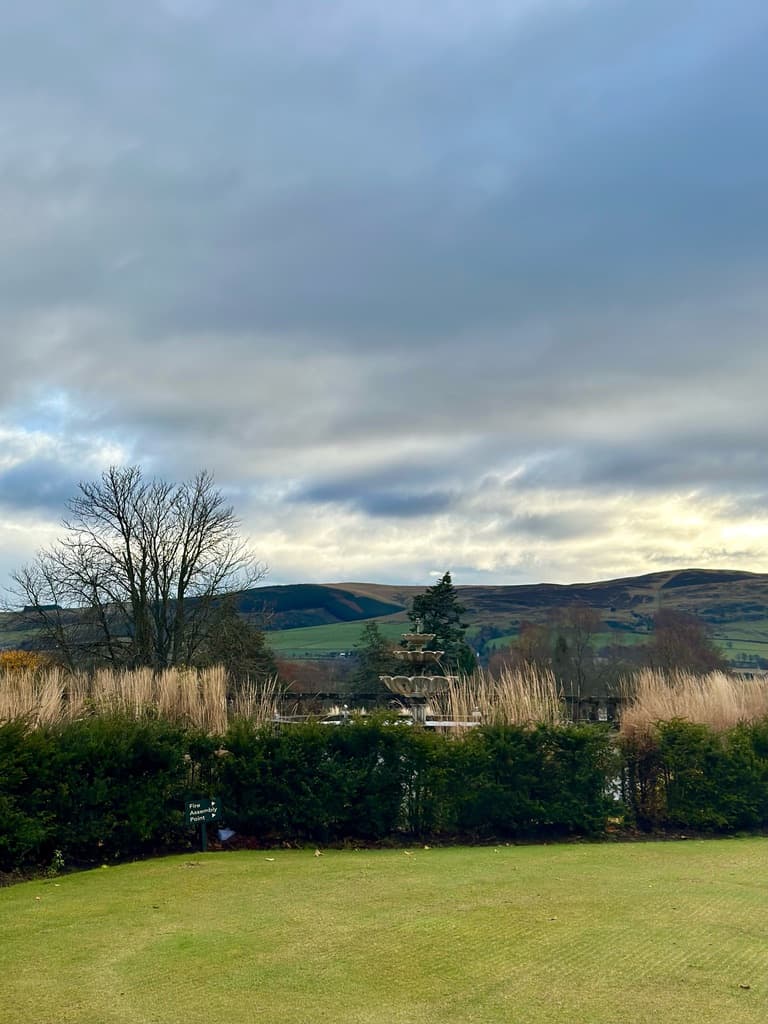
top-left (379, 623), bottom-right (455, 724)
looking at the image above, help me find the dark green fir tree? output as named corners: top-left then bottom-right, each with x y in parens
top-left (409, 571), bottom-right (477, 675)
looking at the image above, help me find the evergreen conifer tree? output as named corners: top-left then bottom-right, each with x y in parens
top-left (350, 620), bottom-right (400, 697)
top-left (408, 572), bottom-right (477, 674)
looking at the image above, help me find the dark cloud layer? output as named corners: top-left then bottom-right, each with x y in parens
top-left (0, 458), bottom-right (82, 516)
top-left (1, 1), bottom-right (768, 585)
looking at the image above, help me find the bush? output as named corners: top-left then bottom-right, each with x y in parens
top-left (9, 708), bottom-right (768, 870)
top-left (43, 716), bottom-right (214, 866)
top-left (217, 721), bottom-right (615, 843)
top-left (449, 725), bottom-right (614, 839)
top-left (658, 720), bottom-right (768, 831)
top-left (220, 721), bottom-right (336, 841)
top-left (622, 718), bottom-right (768, 832)
top-left (220, 719), bottom-right (424, 842)
top-left (0, 720), bottom-right (57, 872)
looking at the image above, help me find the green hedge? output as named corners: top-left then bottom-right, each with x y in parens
top-left (0, 716), bottom-right (217, 873)
top-left (0, 717), bottom-right (616, 872)
top-left (622, 719), bottom-right (768, 832)
top-left (8, 712), bottom-right (768, 874)
top-left (448, 725), bottom-right (617, 839)
top-left (0, 720), bottom-right (57, 870)
top-left (219, 719), bottom-right (412, 842)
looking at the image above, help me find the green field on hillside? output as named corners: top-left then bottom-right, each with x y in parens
top-left (267, 619), bottom-right (768, 664)
top-left (267, 619), bottom-right (406, 656)
top-left (2, 841), bottom-right (768, 1023)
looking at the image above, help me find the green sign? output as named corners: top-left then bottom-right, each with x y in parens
top-left (185, 797), bottom-right (220, 827)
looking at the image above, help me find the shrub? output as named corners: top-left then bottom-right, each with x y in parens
top-left (46, 716), bottom-right (206, 864)
top-left (0, 720), bottom-right (57, 872)
top-left (0, 651), bottom-right (51, 673)
top-left (657, 720), bottom-right (768, 831)
top-left (449, 725), bottom-right (614, 839)
top-left (622, 719), bottom-right (768, 832)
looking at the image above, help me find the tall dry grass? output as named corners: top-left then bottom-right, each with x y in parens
top-left (230, 675), bottom-right (285, 723)
top-left (620, 669), bottom-right (768, 741)
top-left (431, 666), bottom-right (563, 727)
top-left (0, 666), bottom-right (69, 728)
top-left (0, 666), bottom-right (282, 732)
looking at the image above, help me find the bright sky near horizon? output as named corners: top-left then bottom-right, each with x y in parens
top-left (2, 1), bottom-right (768, 590)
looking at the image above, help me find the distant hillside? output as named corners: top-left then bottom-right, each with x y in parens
top-left (236, 584), bottom-right (403, 630)
top-left (238, 569), bottom-right (768, 663)
top-left (337, 569), bottom-right (768, 630)
top-left (4, 569), bottom-right (768, 666)
top-left (297, 569), bottom-right (768, 665)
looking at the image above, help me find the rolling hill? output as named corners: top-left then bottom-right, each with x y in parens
top-left (3, 568), bottom-right (768, 665)
top-left (260, 569), bottom-right (768, 662)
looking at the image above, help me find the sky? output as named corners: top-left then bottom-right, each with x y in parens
top-left (2, 0), bottom-right (768, 591)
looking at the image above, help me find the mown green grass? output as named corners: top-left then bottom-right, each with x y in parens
top-left (3, 841), bottom-right (768, 1023)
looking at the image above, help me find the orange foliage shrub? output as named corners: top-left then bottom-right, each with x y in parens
top-left (0, 650), bottom-right (50, 672)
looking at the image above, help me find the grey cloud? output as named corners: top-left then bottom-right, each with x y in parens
top-left (0, 457), bottom-right (81, 516)
top-left (522, 440), bottom-right (768, 494)
top-left (2, 1), bottom-right (768, 343)
top-left (501, 513), bottom-right (600, 542)
top-left (356, 491), bottom-right (456, 519)
top-left (295, 479), bottom-right (456, 519)
top-left (1, 2), bottom-right (768, 585)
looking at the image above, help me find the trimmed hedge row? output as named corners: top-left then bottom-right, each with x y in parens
top-left (220, 719), bottom-right (614, 842)
top-left (0, 717), bottom-right (216, 872)
top-left (0, 717), bottom-right (614, 872)
top-left (6, 715), bottom-right (768, 874)
top-left (622, 719), bottom-right (768, 832)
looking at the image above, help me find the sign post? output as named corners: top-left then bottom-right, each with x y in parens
top-left (185, 797), bottom-right (220, 852)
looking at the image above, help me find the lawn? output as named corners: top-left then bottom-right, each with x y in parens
top-left (2, 841), bottom-right (768, 1023)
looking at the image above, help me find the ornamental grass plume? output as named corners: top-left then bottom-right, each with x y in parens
top-left (230, 674), bottom-right (284, 725)
top-left (434, 666), bottom-right (563, 727)
top-left (0, 666), bottom-right (67, 726)
top-left (619, 668), bottom-right (768, 742)
top-left (0, 664), bottom-right (263, 732)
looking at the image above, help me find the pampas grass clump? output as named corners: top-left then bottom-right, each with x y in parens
top-left (432, 666), bottom-right (563, 727)
top-left (620, 668), bottom-right (768, 741)
top-left (0, 665), bottom-right (281, 732)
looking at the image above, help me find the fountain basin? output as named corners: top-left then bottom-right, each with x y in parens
top-left (392, 649), bottom-right (444, 665)
top-left (398, 633), bottom-right (436, 648)
top-left (379, 674), bottom-right (450, 698)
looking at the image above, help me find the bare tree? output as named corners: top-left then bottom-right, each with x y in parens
top-left (544, 603), bottom-right (603, 708)
top-left (647, 609), bottom-right (726, 674)
top-left (11, 466), bottom-right (266, 669)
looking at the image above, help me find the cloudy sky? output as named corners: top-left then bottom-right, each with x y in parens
top-left (2, 0), bottom-right (768, 590)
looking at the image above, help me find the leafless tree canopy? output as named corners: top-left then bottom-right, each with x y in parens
top-left (11, 466), bottom-right (266, 669)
